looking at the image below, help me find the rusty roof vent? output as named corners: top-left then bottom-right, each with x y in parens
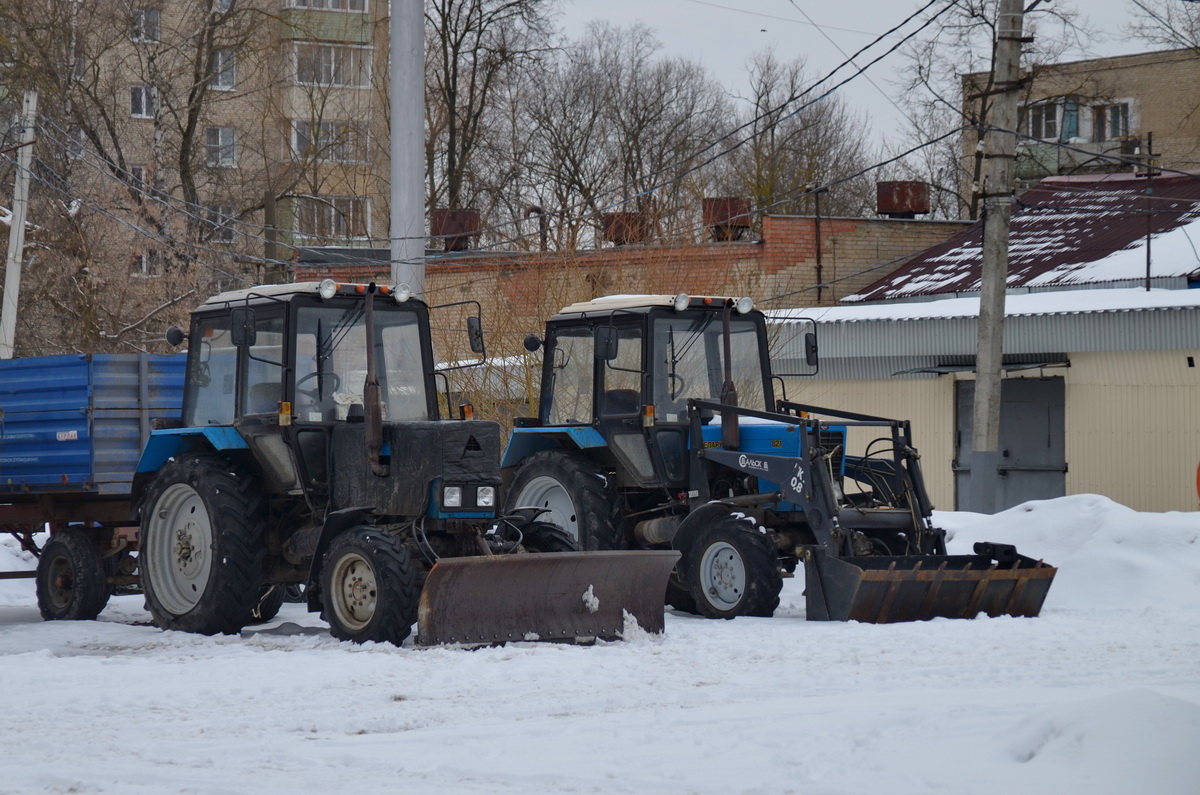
top-left (600, 212), bottom-right (648, 246)
top-left (877, 181), bottom-right (930, 219)
top-left (430, 208), bottom-right (482, 252)
top-left (702, 197), bottom-right (751, 241)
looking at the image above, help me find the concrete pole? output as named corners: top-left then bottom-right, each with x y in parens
top-left (390, 0), bottom-right (425, 294)
top-left (0, 90), bottom-right (38, 360)
top-left (970, 0), bottom-right (1024, 513)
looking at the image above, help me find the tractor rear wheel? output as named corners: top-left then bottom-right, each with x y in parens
top-left (35, 526), bottom-right (111, 621)
top-left (505, 450), bottom-right (627, 551)
top-left (321, 526), bottom-right (419, 645)
top-left (140, 454), bottom-right (265, 635)
top-left (684, 516), bottom-right (782, 619)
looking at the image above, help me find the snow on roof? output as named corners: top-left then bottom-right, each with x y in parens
top-left (774, 287), bottom-right (1200, 324)
top-left (848, 172), bottom-right (1200, 302)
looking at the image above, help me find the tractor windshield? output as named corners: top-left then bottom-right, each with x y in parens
top-left (651, 314), bottom-right (767, 421)
top-left (294, 302), bottom-right (429, 422)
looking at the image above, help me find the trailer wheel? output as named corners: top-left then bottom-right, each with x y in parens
top-left (684, 516), bottom-right (782, 619)
top-left (140, 454), bottom-right (265, 635)
top-left (35, 526), bottom-right (111, 621)
top-left (321, 526), bottom-right (419, 645)
top-left (506, 450), bottom-right (627, 551)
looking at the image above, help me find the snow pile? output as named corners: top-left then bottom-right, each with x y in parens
top-left (939, 493), bottom-right (1200, 611)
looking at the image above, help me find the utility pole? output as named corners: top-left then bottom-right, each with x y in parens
top-left (390, 0), bottom-right (425, 294)
top-left (970, 0), bottom-right (1024, 513)
top-left (0, 90), bottom-right (38, 360)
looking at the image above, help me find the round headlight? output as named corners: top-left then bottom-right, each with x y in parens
top-left (735, 296), bottom-right (754, 314)
top-left (318, 279), bottom-right (338, 300)
top-left (393, 283), bottom-right (413, 304)
top-left (672, 293), bottom-right (690, 312)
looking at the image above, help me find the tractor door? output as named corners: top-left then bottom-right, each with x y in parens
top-left (597, 323), bottom-right (661, 488)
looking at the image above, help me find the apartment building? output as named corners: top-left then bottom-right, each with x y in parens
top-left (963, 47), bottom-right (1200, 185)
top-left (2, 0), bottom-right (391, 284)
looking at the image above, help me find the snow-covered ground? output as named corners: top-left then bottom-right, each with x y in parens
top-left (1, 494), bottom-right (1197, 794)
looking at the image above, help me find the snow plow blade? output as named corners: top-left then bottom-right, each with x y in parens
top-left (416, 550), bottom-right (681, 646)
top-left (804, 542), bottom-right (1056, 623)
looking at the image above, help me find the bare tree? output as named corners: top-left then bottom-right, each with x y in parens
top-left (424, 0), bottom-right (556, 213)
top-left (716, 50), bottom-right (875, 221)
top-left (1128, 0), bottom-right (1200, 49)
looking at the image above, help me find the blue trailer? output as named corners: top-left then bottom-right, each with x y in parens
top-left (0, 353), bottom-right (184, 618)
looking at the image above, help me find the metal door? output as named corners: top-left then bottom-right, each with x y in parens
top-left (954, 377), bottom-right (1066, 511)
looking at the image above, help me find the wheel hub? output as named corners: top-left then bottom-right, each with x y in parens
top-left (173, 523), bottom-right (204, 576)
top-left (701, 541), bottom-right (746, 609)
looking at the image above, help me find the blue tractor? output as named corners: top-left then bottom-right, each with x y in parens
top-left (503, 294), bottom-right (1056, 623)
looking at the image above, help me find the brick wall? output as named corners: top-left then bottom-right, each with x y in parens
top-left (300, 214), bottom-right (968, 352)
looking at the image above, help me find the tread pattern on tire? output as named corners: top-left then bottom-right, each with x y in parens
top-left (35, 526), bottom-right (111, 621)
top-left (322, 526), bottom-right (419, 645)
top-left (685, 514), bottom-right (782, 620)
top-left (140, 453), bottom-right (266, 635)
top-left (505, 449), bottom-right (628, 551)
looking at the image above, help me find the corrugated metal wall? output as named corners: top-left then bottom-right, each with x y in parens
top-left (1067, 350), bottom-right (1200, 511)
top-left (781, 376), bottom-right (957, 511)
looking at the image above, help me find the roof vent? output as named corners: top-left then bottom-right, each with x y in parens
top-left (600, 212), bottom-right (648, 246)
top-left (702, 197), bottom-right (751, 241)
top-left (430, 208), bottom-right (482, 252)
top-left (876, 181), bottom-right (930, 219)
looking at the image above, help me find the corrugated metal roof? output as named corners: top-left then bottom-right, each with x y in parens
top-left (848, 172), bottom-right (1200, 302)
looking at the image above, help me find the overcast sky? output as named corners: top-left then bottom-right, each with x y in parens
top-left (557, 0), bottom-right (1144, 145)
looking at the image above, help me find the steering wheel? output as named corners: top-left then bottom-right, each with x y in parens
top-left (295, 370), bottom-right (342, 400)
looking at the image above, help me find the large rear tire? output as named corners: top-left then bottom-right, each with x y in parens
top-left (35, 526), bottom-right (111, 621)
top-left (321, 526), bottom-right (419, 645)
top-left (140, 454), bottom-right (265, 635)
top-left (684, 516), bottom-right (782, 619)
top-left (505, 450), bottom-right (627, 551)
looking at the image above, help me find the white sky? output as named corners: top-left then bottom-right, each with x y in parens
top-left (558, 0), bottom-right (1142, 147)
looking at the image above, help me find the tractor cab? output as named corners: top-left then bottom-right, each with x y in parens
top-left (520, 294), bottom-right (778, 490)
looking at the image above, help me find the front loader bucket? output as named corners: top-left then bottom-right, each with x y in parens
top-left (804, 543), bottom-right (1056, 623)
top-left (416, 550), bottom-right (680, 646)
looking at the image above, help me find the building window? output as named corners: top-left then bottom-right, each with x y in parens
top-left (293, 42), bottom-right (371, 87)
top-left (206, 206), bottom-right (235, 243)
top-left (131, 8), bottom-right (161, 43)
top-left (296, 195), bottom-right (369, 240)
top-left (290, 119), bottom-right (368, 163)
top-left (1026, 102), bottom-right (1058, 140)
top-left (130, 165), bottom-right (147, 187)
top-left (68, 128), bottom-right (86, 159)
top-left (288, 0), bottom-right (367, 11)
top-left (1092, 103), bottom-right (1130, 141)
top-left (206, 126), bottom-right (237, 167)
top-left (130, 85), bottom-right (154, 118)
top-left (132, 250), bottom-right (162, 278)
top-left (210, 49), bottom-right (236, 90)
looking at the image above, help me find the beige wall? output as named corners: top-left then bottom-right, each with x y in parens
top-left (1067, 350), bottom-right (1200, 512)
top-left (789, 348), bottom-right (1200, 514)
top-left (780, 375), bottom-right (957, 512)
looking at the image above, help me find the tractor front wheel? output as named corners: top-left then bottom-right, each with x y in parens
top-left (140, 454), bottom-right (265, 635)
top-left (321, 526), bottom-right (419, 645)
top-left (35, 526), bottom-right (111, 621)
top-left (683, 516), bottom-right (782, 619)
top-left (505, 451), bottom-right (627, 551)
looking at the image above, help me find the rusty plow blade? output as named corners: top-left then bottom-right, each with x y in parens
top-left (804, 542), bottom-right (1056, 623)
top-left (416, 550), bottom-right (681, 646)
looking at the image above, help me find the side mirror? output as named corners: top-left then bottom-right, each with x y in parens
top-left (165, 326), bottom-right (185, 347)
top-left (230, 307), bottom-right (257, 347)
top-left (594, 325), bottom-right (618, 361)
top-left (523, 333), bottom-right (543, 352)
top-left (804, 332), bottom-right (818, 368)
top-left (466, 316), bottom-right (485, 354)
